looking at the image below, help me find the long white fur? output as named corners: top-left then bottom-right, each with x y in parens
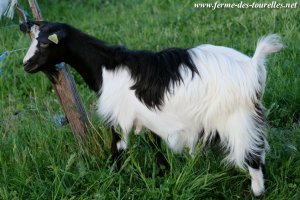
top-left (96, 34), bottom-right (282, 196)
top-left (97, 34), bottom-right (282, 170)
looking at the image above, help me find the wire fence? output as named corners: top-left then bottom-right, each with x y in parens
top-left (0, 23), bottom-right (18, 29)
top-left (0, 47), bottom-right (27, 75)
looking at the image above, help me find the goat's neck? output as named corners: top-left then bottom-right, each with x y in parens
top-left (64, 29), bottom-right (119, 92)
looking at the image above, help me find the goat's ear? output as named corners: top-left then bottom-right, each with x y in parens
top-left (20, 21), bottom-right (40, 33)
top-left (20, 22), bottom-right (31, 33)
top-left (48, 30), bottom-right (66, 44)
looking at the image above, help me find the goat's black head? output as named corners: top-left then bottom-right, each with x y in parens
top-left (21, 21), bottom-right (68, 74)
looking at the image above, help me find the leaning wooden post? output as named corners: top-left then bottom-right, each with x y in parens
top-left (17, 1), bottom-right (89, 143)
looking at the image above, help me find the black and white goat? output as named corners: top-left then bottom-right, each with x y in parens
top-left (21, 21), bottom-right (282, 196)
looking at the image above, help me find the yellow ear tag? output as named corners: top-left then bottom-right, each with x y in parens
top-left (48, 34), bottom-right (59, 44)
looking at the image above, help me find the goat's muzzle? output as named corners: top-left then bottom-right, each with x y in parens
top-left (23, 61), bottom-right (39, 73)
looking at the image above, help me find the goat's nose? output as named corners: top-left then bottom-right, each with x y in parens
top-left (23, 60), bottom-right (29, 67)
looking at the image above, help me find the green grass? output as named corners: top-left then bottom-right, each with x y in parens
top-left (0, 0), bottom-right (299, 199)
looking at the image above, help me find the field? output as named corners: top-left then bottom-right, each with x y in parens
top-left (0, 0), bottom-right (299, 199)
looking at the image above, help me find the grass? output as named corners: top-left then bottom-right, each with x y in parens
top-left (0, 0), bottom-right (299, 199)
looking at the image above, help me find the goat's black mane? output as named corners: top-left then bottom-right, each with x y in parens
top-left (63, 24), bottom-right (198, 109)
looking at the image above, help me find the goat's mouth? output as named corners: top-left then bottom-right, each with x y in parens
top-left (24, 62), bottom-right (40, 73)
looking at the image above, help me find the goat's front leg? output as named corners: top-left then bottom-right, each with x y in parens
top-left (111, 127), bottom-right (126, 170)
top-left (149, 133), bottom-right (170, 175)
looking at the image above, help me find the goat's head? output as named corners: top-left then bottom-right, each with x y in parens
top-left (21, 21), bottom-right (67, 74)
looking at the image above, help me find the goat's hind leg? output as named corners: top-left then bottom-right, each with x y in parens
top-left (247, 150), bottom-right (266, 197)
top-left (244, 132), bottom-right (267, 196)
top-left (229, 136), bottom-right (266, 196)
top-left (247, 104), bottom-right (267, 196)
top-left (224, 109), bottom-right (266, 196)
top-left (246, 134), bottom-right (267, 196)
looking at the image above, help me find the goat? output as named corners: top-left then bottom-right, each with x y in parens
top-left (21, 21), bottom-right (283, 196)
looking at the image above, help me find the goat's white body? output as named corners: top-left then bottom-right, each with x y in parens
top-left (98, 36), bottom-right (282, 170)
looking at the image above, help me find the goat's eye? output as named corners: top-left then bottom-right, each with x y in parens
top-left (40, 42), bottom-right (49, 48)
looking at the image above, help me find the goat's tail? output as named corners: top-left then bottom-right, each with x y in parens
top-left (251, 34), bottom-right (283, 96)
top-left (252, 34), bottom-right (283, 66)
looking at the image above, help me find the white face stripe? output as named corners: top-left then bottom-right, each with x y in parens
top-left (23, 25), bottom-right (40, 64)
top-left (23, 38), bottom-right (38, 64)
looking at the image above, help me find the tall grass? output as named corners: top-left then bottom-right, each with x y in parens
top-left (0, 0), bottom-right (299, 199)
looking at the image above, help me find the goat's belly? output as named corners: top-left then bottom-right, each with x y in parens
top-left (98, 88), bottom-right (201, 153)
top-left (135, 109), bottom-right (201, 152)
top-left (97, 75), bottom-right (202, 153)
